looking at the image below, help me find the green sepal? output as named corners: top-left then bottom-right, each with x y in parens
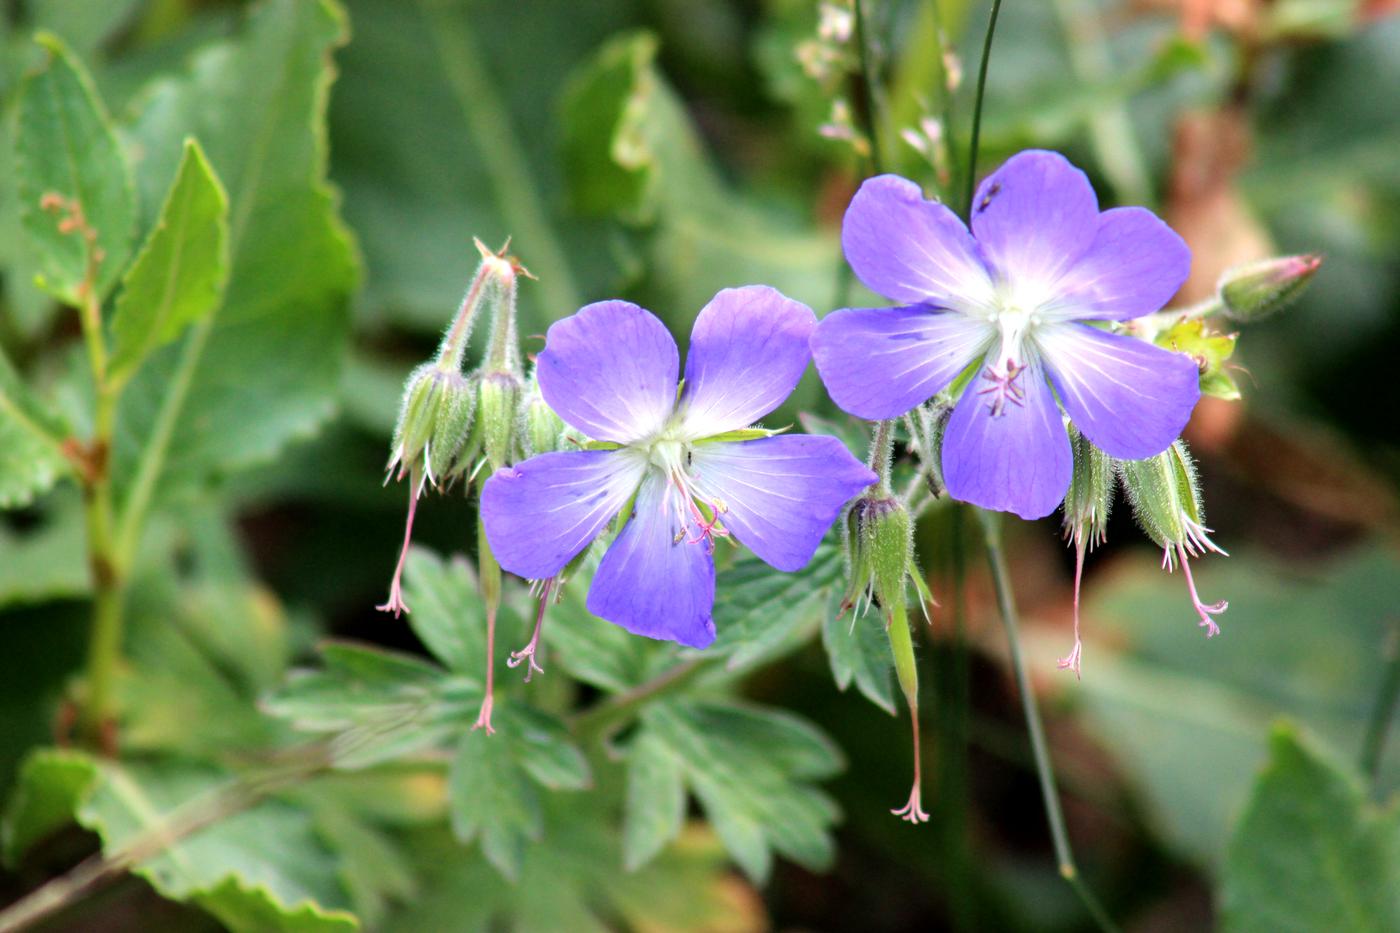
top-left (1118, 440), bottom-right (1204, 549)
top-left (693, 426), bottom-right (789, 445)
top-left (1157, 319), bottom-right (1241, 401)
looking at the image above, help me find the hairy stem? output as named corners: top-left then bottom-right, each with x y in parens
top-left (867, 418), bottom-right (896, 495)
top-left (978, 509), bottom-right (1118, 932)
top-left (963, 0), bottom-right (1004, 213)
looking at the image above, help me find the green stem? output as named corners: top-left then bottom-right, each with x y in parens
top-left (963, 0), bottom-right (1004, 213)
top-left (1360, 622), bottom-right (1400, 790)
top-left (75, 279), bottom-right (123, 748)
top-left (867, 418), bottom-right (896, 495)
top-left (474, 514), bottom-right (501, 734)
top-left (852, 0), bottom-right (887, 174)
top-left (1050, 0), bottom-right (1150, 205)
top-left (977, 509), bottom-right (1118, 933)
top-left (420, 0), bottom-right (581, 316)
top-left (436, 258), bottom-right (496, 373)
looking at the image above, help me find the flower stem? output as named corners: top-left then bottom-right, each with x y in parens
top-left (474, 514), bottom-right (500, 735)
top-left (1360, 621), bottom-right (1400, 792)
top-left (886, 600), bottom-right (929, 822)
top-left (867, 418), bottom-right (896, 494)
top-left (74, 272), bottom-right (123, 750)
top-left (963, 0), bottom-right (1004, 214)
top-left (977, 508), bottom-right (1119, 933)
top-left (853, 0), bottom-right (887, 174)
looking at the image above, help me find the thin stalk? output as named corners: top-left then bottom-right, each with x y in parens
top-left (963, 0), bottom-right (1004, 213)
top-left (74, 271), bottom-right (123, 748)
top-left (867, 418), bottom-right (896, 494)
top-left (1050, 0), bottom-right (1150, 205)
top-left (436, 259), bottom-right (497, 374)
top-left (474, 515), bottom-right (501, 735)
top-left (1360, 621), bottom-right (1400, 790)
top-left (852, 0), bottom-right (887, 174)
top-left (977, 509), bottom-right (1118, 933)
top-left (419, 0), bottom-right (581, 316)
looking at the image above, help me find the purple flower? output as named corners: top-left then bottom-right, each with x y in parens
top-left (811, 150), bottom-right (1200, 520)
top-left (480, 287), bottom-right (877, 649)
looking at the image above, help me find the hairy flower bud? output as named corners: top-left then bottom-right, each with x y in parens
top-left (843, 494), bottom-right (931, 619)
top-left (522, 375), bottom-right (565, 456)
top-left (388, 365), bottom-right (477, 490)
top-left (1218, 254), bottom-right (1322, 322)
top-left (1058, 431), bottom-right (1115, 677)
top-left (478, 371), bottom-right (523, 470)
top-left (1119, 440), bottom-right (1228, 637)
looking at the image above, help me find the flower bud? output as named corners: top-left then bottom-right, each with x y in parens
top-left (523, 376), bottom-right (565, 456)
top-left (388, 365), bottom-right (477, 489)
top-left (1062, 430), bottom-right (1114, 552)
top-left (1218, 254), bottom-right (1321, 323)
top-left (1119, 440), bottom-right (1228, 637)
top-left (478, 370), bottom-right (523, 470)
top-left (843, 495), bottom-right (916, 615)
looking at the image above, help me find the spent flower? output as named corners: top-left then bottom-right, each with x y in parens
top-left (481, 287), bottom-right (876, 648)
top-left (812, 150), bottom-right (1201, 520)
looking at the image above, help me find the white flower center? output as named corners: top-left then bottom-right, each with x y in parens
top-left (642, 437), bottom-right (729, 549)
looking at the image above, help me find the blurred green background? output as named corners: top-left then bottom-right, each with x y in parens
top-left (2, 0), bottom-right (1399, 930)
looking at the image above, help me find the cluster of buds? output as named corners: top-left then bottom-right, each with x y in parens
top-left (377, 238), bottom-right (532, 617)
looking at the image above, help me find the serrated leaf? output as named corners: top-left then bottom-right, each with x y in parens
top-left (108, 138), bottom-right (230, 386)
top-left (710, 545), bottom-right (842, 672)
top-left (263, 642), bottom-right (474, 770)
top-left (448, 727), bottom-right (541, 881)
top-left (641, 699), bottom-right (841, 883)
top-left (1222, 724), bottom-right (1400, 933)
top-left (400, 547), bottom-right (484, 675)
top-left (495, 704), bottom-right (591, 792)
top-left (0, 321), bottom-right (72, 512)
top-left (4, 749), bottom-right (357, 930)
top-left (311, 805), bottom-right (417, 927)
top-left (113, 0), bottom-right (357, 503)
top-left (14, 32), bottom-right (135, 305)
top-left (622, 730), bottom-right (686, 872)
top-left (545, 572), bottom-right (658, 693)
top-left (821, 589), bottom-right (898, 716)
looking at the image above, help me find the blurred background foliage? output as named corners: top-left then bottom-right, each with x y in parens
top-left (1, 0), bottom-right (1399, 930)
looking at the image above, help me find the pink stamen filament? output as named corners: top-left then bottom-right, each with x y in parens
top-left (1172, 543), bottom-right (1228, 637)
top-left (1057, 537), bottom-right (1086, 679)
top-left (376, 482), bottom-right (420, 617)
top-left (508, 578), bottom-right (554, 682)
top-left (977, 359), bottom-right (1027, 417)
top-left (891, 700), bottom-right (930, 824)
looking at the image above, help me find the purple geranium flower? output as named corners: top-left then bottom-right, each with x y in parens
top-left (480, 287), bottom-right (876, 648)
top-left (811, 150), bottom-right (1200, 520)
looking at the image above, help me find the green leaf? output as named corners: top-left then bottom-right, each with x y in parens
top-left (264, 642), bottom-right (473, 770)
top-left (640, 698), bottom-right (842, 882)
top-left (310, 804), bottom-right (417, 927)
top-left (14, 32), bottom-right (135, 305)
top-left (448, 727), bottom-right (541, 882)
top-left (400, 547), bottom-right (484, 675)
top-left (494, 704), bottom-right (591, 792)
top-left (4, 749), bottom-right (358, 931)
top-left (821, 589), bottom-right (897, 716)
top-left (0, 489), bottom-right (87, 608)
top-left (108, 138), bottom-right (230, 386)
top-left (544, 571), bottom-right (658, 693)
top-left (710, 545), bottom-right (843, 672)
top-left (0, 303), bottom-right (72, 513)
top-left (113, 0), bottom-right (357, 502)
top-left (560, 31), bottom-right (842, 333)
top-left (1, 747), bottom-right (97, 864)
top-left (622, 729), bottom-right (686, 872)
top-left (1056, 545), bottom-right (1400, 866)
top-left (1222, 724), bottom-right (1400, 933)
